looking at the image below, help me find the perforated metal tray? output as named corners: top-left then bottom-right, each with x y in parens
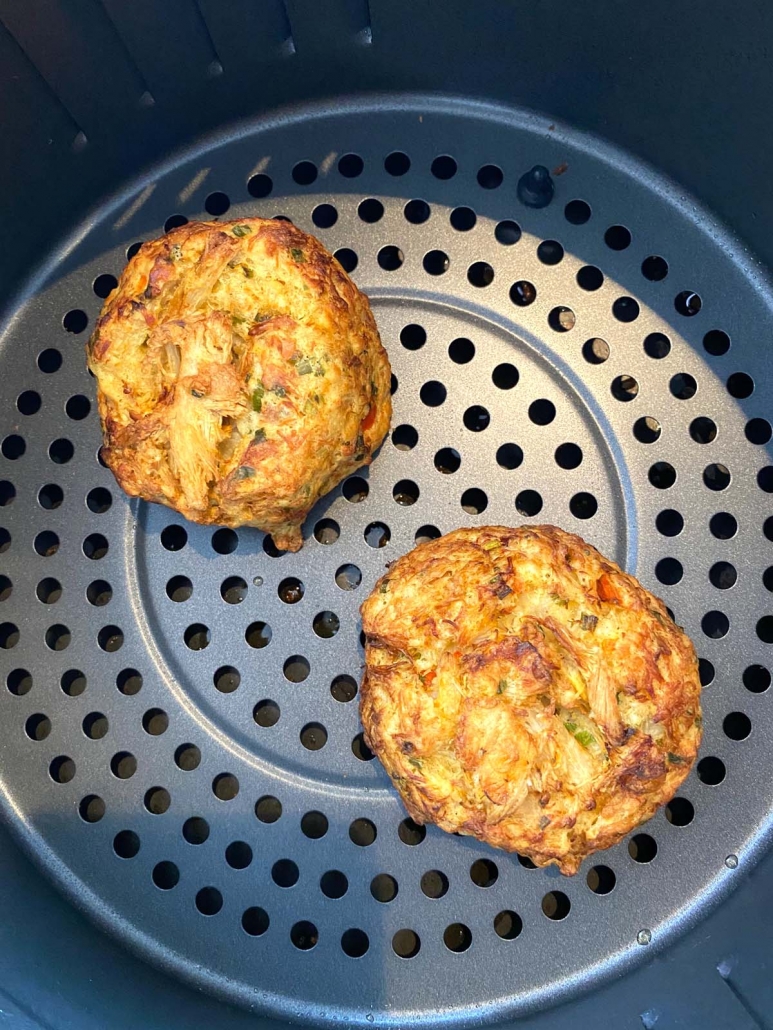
top-left (0, 95), bottom-right (771, 1028)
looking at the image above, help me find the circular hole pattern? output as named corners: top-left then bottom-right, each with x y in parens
top-left (204, 191), bottom-right (230, 216)
top-left (461, 488), bottom-right (488, 514)
top-left (704, 463), bottom-right (731, 491)
top-left (420, 870), bottom-right (449, 899)
top-left (516, 490), bottom-right (543, 517)
top-left (86, 487), bottom-right (111, 513)
top-left (25, 713), bottom-right (51, 741)
top-left (220, 576), bottom-right (247, 604)
top-left (2, 436), bottom-right (25, 460)
top-left (468, 261), bottom-right (494, 287)
top-left (254, 699), bottom-right (280, 727)
top-left (604, 225), bottom-right (631, 250)
top-left (300, 722), bottom-right (326, 750)
top-left (378, 246), bottom-right (404, 271)
top-left (242, 907), bottom-right (270, 936)
top-left (17, 390), bottom-right (41, 415)
top-left (542, 892), bottom-right (571, 920)
top-left (709, 561), bottom-right (737, 590)
top-left (212, 773), bottom-right (239, 801)
top-left (633, 417), bottom-right (661, 444)
top-left (301, 811), bottom-right (328, 839)
top-left (392, 929), bottom-right (421, 958)
top-left (494, 910), bottom-right (523, 940)
top-left (665, 797), bottom-right (695, 826)
top-left (565, 200), bottom-right (591, 224)
top-left (470, 858), bottom-right (498, 888)
top-left (704, 329), bottom-right (730, 355)
top-left (463, 405), bottom-right (490, 432)
top-left (49, 755), bottom-right (75, 783)
top-left (184, 623), bottom-right (210, 650)
top-left (583, 338), bottom-right (609, 364)
top-left (166, 576), bottom-right (192, 602)
top-left (338, 153), bottom-right (363, 178)
top-left (576, 265), bottom-right (604, 291)
top-left (284, 655), bottom-right (310, 682)
top-left (611, 374), bottom-right (639, 401)
top-left (744, 665), bottom-right (771, 693)
top-left (656, 557), bottom-right (683, 585)
top-left (291, 921), bottom-right (318, 951)
top-left (449, 338), bottom-right (475, 363)
top-left (226, 841), bottom-right (253, 870)
top-left (746, 418), bottom-right (772, 444)
top-left (37, 577), bottom-right (62, 604)
top-left (335, 248), bottom-right (358, 273)
top-left (113, 830), bottom-right (140, 858)
top-left (644, 332), bottom-right (671, 359)
top-left (385, 151), bottom-right (410, 176)
top-left (321, 870), bottom-right (348, 899)
top-left (349, 818), bottom-right (376, 846)
top-left (174, 743), bottom-right (201, 771)
top-left (403, 199), bottom-right (430, 224)
top-left (255, 796), bottom-right (282, 823)
top-left (63, 309), bottom-right (88, 333)
top-left (38, 348), bottom-right (62, 373)
top-left (727, 372), bottom-right (754, 399)
top-left (195, 887), bottom-right (223, 916)
top-left (702, 610), bottom-right (729, 638)
top-left (292, 160), bottom-right (317, 185)
top-left (214, 665), bottom-right (240, 693)
top-left (587, 865), bottom-right (616, 894)
top-left (548, 306), bottom-right (576, 332)
top-left (182, 816), bottom-right (209, 844)
top-left (331, 675), bottom-right (357, 703)
top-left (444, 923), bottom-right (472, 952)
top-left (629, 833), bottom-right (657, 862)
top-left (697, 756), bottom-right (726, 785)
top-left (341, 929), bottom-right (369, 958)
top-left (642, 256), bottom-right (668, 281)
top-left (612, 297), bottom-right (640, 322)
top-left (510, 280), bottom-right (536, 307)
top-left (450, 206), bottom-right (476, 231)
top-left (492, 363), bottom-right (518, 390)
top-left (83, 711), bottom-right (108, 739)
top-left (570, 492), bottom-right (598, 519)
top-left (649, 462), bottom-right (676, 489)
top-left (398, 818), bottom-right (426, 846)
top-left (79, 795), bottom-right (105, 823)
top-left (675, 290), bottom-right (702, 316)
top-left (358, 198), bottom-right (384, 223)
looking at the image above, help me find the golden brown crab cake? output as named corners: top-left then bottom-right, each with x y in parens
top-left (87, 217), bottom-right (391, 551)
top-left (360, 525), bottom-right (702, 874)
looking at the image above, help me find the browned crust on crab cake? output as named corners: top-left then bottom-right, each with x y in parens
top-left (360, 525), bottom-right (702, 874)
top-left (87, 217), bottom-right (391, 551)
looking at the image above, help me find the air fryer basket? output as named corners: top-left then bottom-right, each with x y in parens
top-left (1, 4), bottom-right (773, 1030)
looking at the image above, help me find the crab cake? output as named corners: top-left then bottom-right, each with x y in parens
top-left (360, 525), bottom-right (702, 874)
top-left (87, 218), bottom-right (391, 551)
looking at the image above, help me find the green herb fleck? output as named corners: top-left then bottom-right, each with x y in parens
top-left (408, 757), bottom-right (423, 770)
top-left (296, 357), bottom-right (313, 375)
top-left (226, 259), bottom-right (239, 269)
top-left (242, 264), bottom-right (254, 279)
top-left (231, 314), bottom-right (247, 326)
top-left (581, 612), bottom-right (599, 632)
top-left (272, 385), bottom-right (286, 397)
top-left (694, 715), bottom-right (703, 729)
top-left (191, 388), bottom-right (205, 398)
top-left (169, 244), bottom-right (183, 261)
top-left (539, 815), bottom-right (551, 830)
top-left (497, 679), bottom-right (508, 694)
top-left (564, 720), bottom-right (595, 749)
top-left (253, 428), bottom-right (266, 444)
top-left (252, 383), bottom-right (265, 412)
top-left (379, 581), bottom-right (390, 594)
top-left (667, 752), bottom-right (686, 765)
top-left (232, 224), bottom-right (252, 237)
top-left (290, 247), bottom-right (305, 262)
top-left (234, 465), bottom-right (256, 479)
top-left (549, 591), bottom-right (569, 608)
